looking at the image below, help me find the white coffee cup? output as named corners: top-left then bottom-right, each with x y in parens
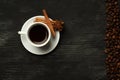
top-left (18, 22), bottom-right (51, 47)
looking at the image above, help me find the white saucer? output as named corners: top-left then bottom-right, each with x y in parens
top-left (19, 16), bottom-right (60, 55)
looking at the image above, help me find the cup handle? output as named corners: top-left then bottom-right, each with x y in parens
top-left (18, 31), bottom-right (26, 35)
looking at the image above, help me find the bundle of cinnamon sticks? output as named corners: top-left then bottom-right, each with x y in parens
top-left (34, 9), bottom-right (64, 37)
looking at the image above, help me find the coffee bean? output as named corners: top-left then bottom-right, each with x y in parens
top-left (106, 0), bottom-right (120, 79)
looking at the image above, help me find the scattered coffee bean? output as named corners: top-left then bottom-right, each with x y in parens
top-left (105, 0), bottom-right (120, 79)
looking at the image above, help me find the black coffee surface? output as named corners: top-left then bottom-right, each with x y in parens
top-left (29, 24), bottom-right (48, 44)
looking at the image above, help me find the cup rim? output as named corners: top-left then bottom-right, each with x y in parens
top-left (26, 22), bottom-right (51, 47)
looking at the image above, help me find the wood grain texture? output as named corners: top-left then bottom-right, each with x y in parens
top-left (0, 0), bottom-right (106, 80)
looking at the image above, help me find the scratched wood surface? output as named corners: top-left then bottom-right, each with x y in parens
top-left (0, 0), bottom-right (106, 80)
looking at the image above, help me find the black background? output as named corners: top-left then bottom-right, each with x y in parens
top-left (0, 0), bottom-right (106, 80)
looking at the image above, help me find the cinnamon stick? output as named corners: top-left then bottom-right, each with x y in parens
top-left (34, 17), bottom-right (45, 22)
top-left (34, 17), bottom-right (53, 24)
top-left (42, 9), bottom-right (55, 37)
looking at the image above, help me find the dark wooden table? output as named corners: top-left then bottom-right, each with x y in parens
top-left (0, 0), bottom-right (106, 80)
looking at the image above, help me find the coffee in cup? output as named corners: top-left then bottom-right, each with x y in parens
top-left (18, 22), bottom-right (51, 47)
top-left (28, 24), bottom-right (48, 44)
